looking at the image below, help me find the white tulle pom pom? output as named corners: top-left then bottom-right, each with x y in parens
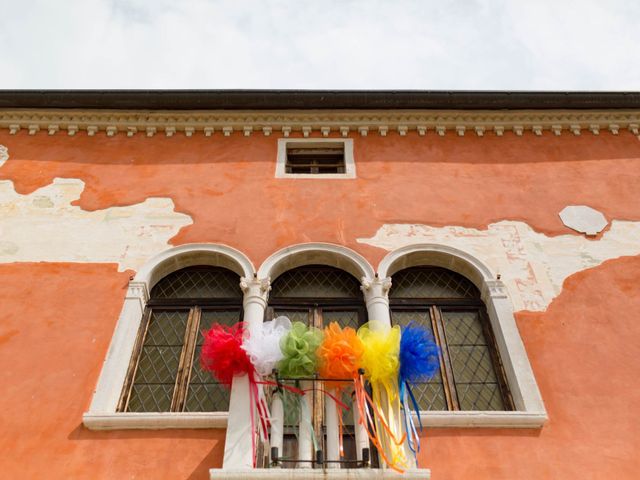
top-left (242, 316), bottom-right (292, 376)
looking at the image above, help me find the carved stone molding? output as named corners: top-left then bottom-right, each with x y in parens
top-left (483, 280), bottom-right (508, 299)
top-left (2, 108), bottom-right (639, 138)
top-left (360, 276), bottom-right (392, 298)
top-left (126, 281), bottom-right (149, 303)
top-left (240, 277), bottom-right (271, 306)
top-left (0, 144), bottom-right (7, 165)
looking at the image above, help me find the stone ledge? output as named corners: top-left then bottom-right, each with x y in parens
top-left (82, 410), bottom-right (546, 430)
top-left (82, 412), bottom-right (227, 430)
top-left (209, 469), bottom-right (430, 480)
top-left (418, 410), bottom-right (547, 428)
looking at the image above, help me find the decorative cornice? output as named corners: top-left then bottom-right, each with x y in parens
top-left (1, 108), bottom-right (639, 138)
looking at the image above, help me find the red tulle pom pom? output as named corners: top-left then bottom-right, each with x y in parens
top-left (200, 323), bottom-right (254, 386)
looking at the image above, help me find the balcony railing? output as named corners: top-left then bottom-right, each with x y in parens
top-left (259, 375), bottom-right (374, 470)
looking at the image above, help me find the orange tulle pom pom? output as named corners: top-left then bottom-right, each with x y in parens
top-left (317, 322), bottom-right (364, 382)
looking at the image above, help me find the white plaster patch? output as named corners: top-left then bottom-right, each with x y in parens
top-left (358, 220), bottom-right (640, 312)
top-left (559, 205), bottom-right (608, 236)
top-left (0, 177), bottom-right (192, 271)
top-left (0, 145), bottom-right (8, 168)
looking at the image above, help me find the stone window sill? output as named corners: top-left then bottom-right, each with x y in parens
top-left (209, 469), bottom-right (431, 480)
top-left (83, 410), bottom-right (546, 431)
top-left (82, 412), bottom-right (227, 430)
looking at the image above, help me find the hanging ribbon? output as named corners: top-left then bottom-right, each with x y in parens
top-left (277, 321), bottom-right (324, 459)
top-left (317, 322), bottom-right (364, 457)
top-left (200, 322), bottom-right (269, 467)
top-left (399, 322), bottom-right (440, 463)
top-left (357, 321), bottom-right (407, 472)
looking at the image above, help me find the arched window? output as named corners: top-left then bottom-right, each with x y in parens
top-left (268, 265), bottom-right (367, 467)
top-left (117, 266), bottom-right (242, 413)
top-left (390, 267), bottom-right (513, 411)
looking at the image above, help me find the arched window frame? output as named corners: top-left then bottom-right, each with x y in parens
top-left (378, 244), bottom-right (547, 428)
top-left (83, 244), bottom-right (254, 430)
top-left (84, 241), bottom-right (546, 438)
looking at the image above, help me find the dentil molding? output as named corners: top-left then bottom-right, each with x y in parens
top-left (1, 108), bottom-right (639, 138)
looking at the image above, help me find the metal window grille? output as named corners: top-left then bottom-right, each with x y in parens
top-left (285, 145), bottom-right (346, 174)
top-left (118, 266), bottom-right (242, 413)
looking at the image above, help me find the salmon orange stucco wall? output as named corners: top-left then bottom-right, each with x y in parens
top-left (1, 129), bottom-right (639, 269)
top-left (0, 126), bottom-right (639, 479)
top-left (421, 255), bottom-right (640, 480)
top-left (0, 263), bottom-right (224, 480)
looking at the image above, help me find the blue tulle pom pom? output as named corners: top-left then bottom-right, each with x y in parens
top-left (399, 322), bottom-right (440, 383)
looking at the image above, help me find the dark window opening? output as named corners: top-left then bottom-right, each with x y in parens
top-left (285, 144), bottom-right (346, 174)
top-left (390, 267), bottom-right (514, 412)
top-left (118, 266), bottom-right (242, 413)
top-left (267, 266), bottom-right (375, 469)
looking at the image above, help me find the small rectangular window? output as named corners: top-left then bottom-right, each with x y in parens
top-left (285, 143), bottom-right (345, 174)
top-left (276, 138), bottom-right (355, 178)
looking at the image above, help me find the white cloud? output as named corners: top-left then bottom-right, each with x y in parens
top-left (0, 0), bottom-right (638, 89)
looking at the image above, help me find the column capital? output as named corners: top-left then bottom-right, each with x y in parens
top-left (240, 276), bottom-right (271, 306)
top-left (361, 276), bottom-right (392, 325)
top-left (360, 276), bottom-right (392, 298)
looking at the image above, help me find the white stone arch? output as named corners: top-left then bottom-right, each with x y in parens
top-left (378, 244), bottom-right (548, 427)
top-left (84, 243), bottom-right (255, 430)
top-left (258, 242), bottom-right (375, 283)
top-left (134, 243), bottom-right (255, 292)
top-left (378, 243), bottom-right (495, 299)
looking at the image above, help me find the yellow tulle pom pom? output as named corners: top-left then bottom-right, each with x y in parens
top-left (357, 321), bottom-right (401, 387)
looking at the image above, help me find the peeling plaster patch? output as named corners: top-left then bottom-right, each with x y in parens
top-left (0, 178), bottom-right (193, 271)
top-left (0, 145), bottom-right (7, 168)
top-left (358, 221), bottom-right (640, 312)
top-left (559, 205), bottom-right (608, 236)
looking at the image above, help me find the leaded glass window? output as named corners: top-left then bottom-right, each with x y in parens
top-left (118, 266), bottom-right (242, 413)
top-left (390, 267), bottom-right (513, 411)
top-left (267, 266), bottom-right (368, 468)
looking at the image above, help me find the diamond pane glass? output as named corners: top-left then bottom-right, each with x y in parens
top-left (274, 309), bottom-right (310, 325)
top-left (127, 310), bottom-right (188, 412)
top-left (135, 346), bottom-right (182, 384)
top-left (184, 383), bottom-right (230, 412)
top-left (391, 309), bottom-right (446, 411)
top-left (443, 311), bottom-right (486, 345)
top-left (390, 267), bottom-right (480, 299)
top-left (442, 310), bottom-right (505, 410)
top-left (198, 310), bottom-right (242, 344)
top-left (128, 384), bottom-right (175, 412)
top-left (323, 310), bottom-right (360, 329)
top-left (151, 267), bottom-right (241, 299)
top-left (144, 310), bottom-right (189, 346)
top-left (271, 267), bottom-right (361, 298)
top-left (184, 309), bottom-right (240, 412)
top-left (457, 384), bottom-right (505, 410)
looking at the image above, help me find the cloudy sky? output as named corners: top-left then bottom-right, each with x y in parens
top-left (1, 0), bottom-right (639, 90)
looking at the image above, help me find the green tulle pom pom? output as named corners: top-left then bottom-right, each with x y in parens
top-left (277, 321), bottom-right (323, 378)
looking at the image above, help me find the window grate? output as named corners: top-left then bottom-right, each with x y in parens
top-left (285, 145), bottom-right (345, 174)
